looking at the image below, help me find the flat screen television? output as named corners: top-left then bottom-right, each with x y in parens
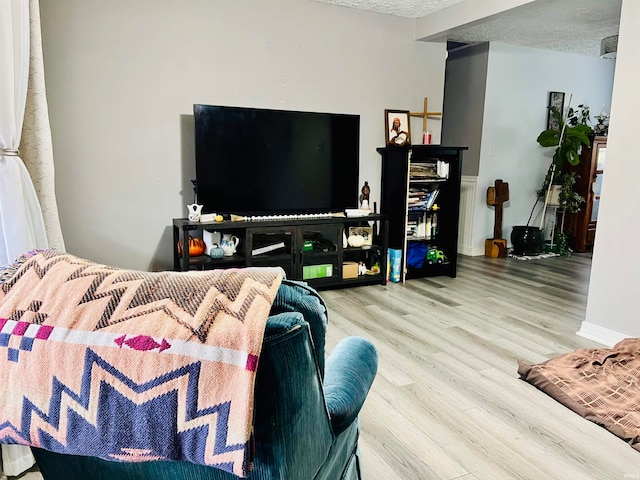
top-left (194, 104), bottom-right (360, 216)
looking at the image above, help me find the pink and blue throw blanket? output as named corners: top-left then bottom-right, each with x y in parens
top-left (0, 250), bottom-right (283, 477)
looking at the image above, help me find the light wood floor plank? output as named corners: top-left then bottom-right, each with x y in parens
top-left (324, 253), bottom-right (640, 480)
top-left (16, 253), bottom-right (636, 480)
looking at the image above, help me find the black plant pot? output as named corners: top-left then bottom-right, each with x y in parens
top-left (510, 226), bottom-right (544, 256)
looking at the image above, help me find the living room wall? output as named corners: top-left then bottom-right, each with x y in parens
top-left (446, 43), bottom-right (615, 256)
top-left (583, 0), bottom-right (640, 343)
top-left (38, 0), bottom-right (447, 271)
top-left (442, 43), bottom-right (489, 178)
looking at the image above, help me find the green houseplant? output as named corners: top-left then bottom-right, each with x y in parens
top-left (512, 103), bottom-right (592, 256)
top-left (537, 104), bottom-right (592, 169)
top-left (536, 104), bottom-right (592, 255)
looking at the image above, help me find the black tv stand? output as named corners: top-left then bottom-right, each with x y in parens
top-left (172, 214), bottom-right (388, 290)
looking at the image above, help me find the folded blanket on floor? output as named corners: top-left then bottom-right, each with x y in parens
top-left (518, 338), bottom-right (640, 451)
top-left (0, 250), bottom-right (283, 478)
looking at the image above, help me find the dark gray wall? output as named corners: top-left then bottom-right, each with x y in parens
top-left (442, 43), bottom-right (489, 176)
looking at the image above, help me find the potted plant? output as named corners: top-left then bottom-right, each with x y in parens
top-left (537, 104), bottom-right (592, 170)
top-left (545, 171), bottom-right (585, 255)
top-left (541, 104), bottom-right (592, 255)
top-left (511, 102), bottom-right (592, 256)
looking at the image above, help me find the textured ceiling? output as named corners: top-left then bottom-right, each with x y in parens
top-left (313, 0), bottom-right (622, 57)
top-left (314, 0), bottom-right (465, 18)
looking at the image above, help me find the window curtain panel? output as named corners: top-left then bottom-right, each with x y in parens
top-left (0, 0), bottom-right (48, 266)
top-left (20, 0), bottom-right (64, 252)
top-left (0, 0), bottom-right (49, 475)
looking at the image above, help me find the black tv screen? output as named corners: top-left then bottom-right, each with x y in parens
top-left (194, 104), bottom-right (360, 216)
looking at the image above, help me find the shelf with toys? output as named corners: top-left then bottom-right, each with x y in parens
top-left (378, 144), bottom-right (465, 281)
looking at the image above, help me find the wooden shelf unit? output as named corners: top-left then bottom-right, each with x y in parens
top-left (173, 214), bottom-right (388, 290)
top-left (378, 145), bottom-right (465, 281)
top-left (563, 135), bottom-right (607, 252)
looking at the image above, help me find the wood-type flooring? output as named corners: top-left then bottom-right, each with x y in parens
top-left (323, 253), bottom-right (640, 480)
top-left (10, 253), bottom-right (638, 480)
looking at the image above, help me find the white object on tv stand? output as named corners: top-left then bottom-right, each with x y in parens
top-left (241, 212), bottom-right (335, 221)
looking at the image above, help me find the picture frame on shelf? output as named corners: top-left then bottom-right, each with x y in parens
top-left (547, 91), bottom-right (565, 130)
top-left (385, 109), bottom-right (411, 146)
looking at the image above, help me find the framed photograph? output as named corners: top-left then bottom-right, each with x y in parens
top-left (385, 109), bottom-right (411, 146)
top-left (547, 91), bottom-right (565, 130)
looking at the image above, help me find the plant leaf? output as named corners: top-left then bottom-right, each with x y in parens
top-left (537, 130), bottom-right (560, 147)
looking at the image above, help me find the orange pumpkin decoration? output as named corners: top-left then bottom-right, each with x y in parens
top-left (177, 237), bottom-right (206, 256)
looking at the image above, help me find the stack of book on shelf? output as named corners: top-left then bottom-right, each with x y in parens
top-left (406, 212), bottom-right (421, 238)
top-left (407, 214), bottom-right (437, 240)
top-left (409, 161), bottom-right (450, 180)
top-left (407, 222), bottom-right (421, 238)
top-left (409, 162), bottom-right (439, 180)
top-left (408, 188), bottom-right (439, 211)
top-left (408, 187), bottom-right (429, 208)
top-left (426, 189), bottom-right (439, 209)
top-left (407, 188), bottom-right (439, 240)
top-left (407, 215), bottom-right (438, 239)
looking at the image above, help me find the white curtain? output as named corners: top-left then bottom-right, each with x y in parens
top-left (0, 0), bottom-right (48, 265)
top-left (0, 0), bottom-right (48, 475)
top-left (21, 0), bottom-right (64, 251)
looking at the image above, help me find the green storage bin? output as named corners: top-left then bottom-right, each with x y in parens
top-left (303, 264), bottom-right (333, 280)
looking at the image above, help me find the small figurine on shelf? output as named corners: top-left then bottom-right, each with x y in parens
top-left (360, 181), bottom-right (370, 206)
top-left (359, 181), bottom-right (372, 215)
top-left (210, 244), bottom-right (225, 259)
top-left (187, 203), bottom-right (203, 222)
top-left (358, 262), bottom-right (367, 276)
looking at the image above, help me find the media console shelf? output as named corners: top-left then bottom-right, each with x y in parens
top-left (172, 214), bottom-right (388, 289)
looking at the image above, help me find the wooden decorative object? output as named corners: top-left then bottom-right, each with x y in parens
top-left (485, 179), bottom-right (509, 258)
top-left (410, 97), bottom-right (442, 135)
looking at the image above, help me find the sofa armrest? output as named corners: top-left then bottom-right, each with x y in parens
top-left (323, 336), bottom-right (378, 435)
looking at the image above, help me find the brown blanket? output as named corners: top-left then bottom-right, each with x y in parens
top-left (518, 338), bottom-right (640, 450)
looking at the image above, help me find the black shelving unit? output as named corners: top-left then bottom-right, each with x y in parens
top-left (378, 145), bottom-right (465, 281)
top-left (172, 214), bottom-right (388, 289)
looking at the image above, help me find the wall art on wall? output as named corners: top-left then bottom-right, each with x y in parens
top-left (547, 91), bottom-right (565, 130)
top-left (385, 109), bottom-right (411, 146)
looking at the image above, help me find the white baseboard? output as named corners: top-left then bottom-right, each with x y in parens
top-left (576, 321), bottom-right (628, 347)
top-left (458, 246), bottom-right (474, 256)
top-left (458, 246), bottom-right (497, 257)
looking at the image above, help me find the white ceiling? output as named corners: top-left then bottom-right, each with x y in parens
top-left (313, 0), bottom-right (622, 57)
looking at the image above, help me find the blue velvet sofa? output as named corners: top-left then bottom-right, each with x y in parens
top-left (30, 279), bottom-right (378, 479)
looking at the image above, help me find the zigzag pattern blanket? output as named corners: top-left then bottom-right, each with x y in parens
top-left (0, 250), bottom-right (283, 477)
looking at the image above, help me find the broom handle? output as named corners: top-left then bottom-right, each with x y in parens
top-left (539, 164), bottom-right (556, 229)
top-left (538, 94), bottom-right (571, 230)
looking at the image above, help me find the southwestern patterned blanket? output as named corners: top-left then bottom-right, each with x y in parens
top-left (0, 250), bottom-right (283, 477)
top-left (519, 338), bottom-right (640, 451)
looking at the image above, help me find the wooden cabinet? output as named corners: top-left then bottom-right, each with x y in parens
top-left (378, 145), bottom-right (465, 281)
top-left (173, 215), bottom-right (388, 289)
top-left (564, 135), bottom-right (607, 252)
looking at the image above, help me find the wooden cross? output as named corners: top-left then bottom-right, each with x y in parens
top-left (410, 97), bottom-right (442, 132)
